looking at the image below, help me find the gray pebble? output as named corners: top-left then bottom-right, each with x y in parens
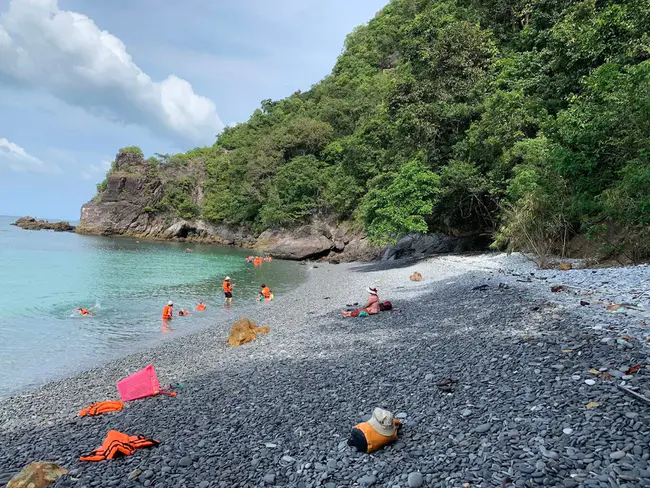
top-left (474, 423), bottom-right (492, 433)
top-left (408, 472), bottom-right (423, 488)
top-left (263, 473), bottom-right (276, 484)
top-left (610, 451), bottom-right (626, 460)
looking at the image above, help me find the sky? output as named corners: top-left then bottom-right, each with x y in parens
top-left (0, 0), bottom-right (387, 220)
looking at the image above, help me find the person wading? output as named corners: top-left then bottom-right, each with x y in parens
top-left (162, 301), bottom-right (174, 320)
top-left (223, 277), bottom-right (234, 305)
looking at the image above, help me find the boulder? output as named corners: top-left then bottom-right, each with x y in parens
top-left (382, 233), bottom-right (488, 260)
top-left (410, 272), bottom-right (423, 282)
top-left (559, 262), bottom-right (572, 271)
top-left (227, 318), bottom-right (270, 347)
top-left (263, 234), bottom-right (333, 260)
top-left (12, 217), bottom-right (75, 232)
top-left (7, 462), bottom-right (68, 488)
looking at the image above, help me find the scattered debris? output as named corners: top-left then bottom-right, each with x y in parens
top-left (617, 385), bottom-right (650, 406)
top-left (588, 369), bottom-right (601, 375)
top-left (626, 365), bottom-right (642, 375)
top-left (559, 263), bottom-right (573, 271)
top-left (437, 378), bottom-right (458, 393)
top-left (585, 401), bottom-right (600, 409)
top-left (562, 349), bottom-right (575, 353)
top-left (472, 284), bottom-right (489, 291)
top-left (551, 285), bottom-right (567, 293)
top-left (498, 283), bottom-right (510, 290)
top-left (580, 300), bottom-right (590, 306)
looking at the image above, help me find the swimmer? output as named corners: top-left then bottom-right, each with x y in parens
top-left (76, 307), bottom-right (91, 316)
top-left (259, 284), bottom-right (272, 301)
top-left (196, 299), bottom-right (206, 312)
top-left (177, 308), bottom-right (190, 316)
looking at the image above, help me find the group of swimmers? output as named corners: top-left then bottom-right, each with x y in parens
top-left (161, 299), bottom-right (206, 320)
top-left (245, 255), bottom-right (272, 266)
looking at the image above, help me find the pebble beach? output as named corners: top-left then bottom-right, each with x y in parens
top-left (1, 253), bottom-right (650, 488)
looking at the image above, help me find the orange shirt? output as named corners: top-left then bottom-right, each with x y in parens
top-left (162, 305), bottom-right (173, 319)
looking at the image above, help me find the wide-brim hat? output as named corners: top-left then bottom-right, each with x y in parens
top-left (225, 277), bottom-right (231, 281)
top-left (367, 407), bottom-right (396, 437)
top-left (366, 287), bottom-right (378, 295)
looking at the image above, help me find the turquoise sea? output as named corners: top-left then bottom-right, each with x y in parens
top-left (0, 216), bottom-right (306, 399)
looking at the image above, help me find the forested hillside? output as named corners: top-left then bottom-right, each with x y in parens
top-left (97, 0), bottom-right (650, 262)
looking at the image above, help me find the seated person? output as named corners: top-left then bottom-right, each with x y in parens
top-left (342, 287), bottom-right (380, 317)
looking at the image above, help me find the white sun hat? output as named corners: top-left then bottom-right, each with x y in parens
top-left (367, 407), bottom-right (397, 437)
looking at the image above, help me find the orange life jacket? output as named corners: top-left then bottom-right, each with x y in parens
top-left (196, 303), bottom-right (206, 311)
top-left (78, 401), bottom-right (124, 417)
top-left (162, 305), bottom-right (173, 319)
top-left (178, 310), bottom-right (190, 316)
top-left (80, 430), bottom-right (159, 462)
top-left (78, 308), bottom-right (90, 315)
top-left (351, 419), bottom-right (402, 453)
top-left (223, 281), bottom-right (232, 293)
top-left (261, 287), bottom-right (271, 298)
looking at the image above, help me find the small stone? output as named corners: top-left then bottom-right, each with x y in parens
top-left (408, 472), bottom-right (423, 488)
top-left (563, 428), bottom-right (574, 435)
top-left (143, 470), bottom-right (153, 480)
top-left (327, 459), bottom-right (337, 471)
top-left (625, 412), bottom-right (638, 419)
top-left (179, 457), bottom-right (192, 467)
top-left (610, 370), bottom-right (625, 378)
top-left (359, 474), bottom-right (377, 487)
top-left (263, 473), bottom-right (275, 484)
top-left (585, 379), bottom-right (596, 386)
top-left (199, 482), bottom-right (209, 488)
top-left (396, 412), bottom-right (408, 419)
top-left (610, 451), bottom-right (626, 460)
top-left (461, 409), bottom-right (472, 417)
top-left (474, 423), bottom-right (492, 433)
top-left (338, 441), bottom-right (348, 451)
top-left (425, 374), bottom-right (434, 381)
top-left (623, 375), bottom-right (634, 380)
top-left (281, 455), bottom-right (295, 463)
top-left (128, 469), bottom-right (142, 481)
top-left (572, 375), bottom-right (581, 380)
top-left (265, 443), bottom-right (277, 448)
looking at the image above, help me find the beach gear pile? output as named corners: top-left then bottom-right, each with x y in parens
top-left (348, 407), bottom-right (402, 453)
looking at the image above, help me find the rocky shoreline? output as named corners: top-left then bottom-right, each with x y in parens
top-left (12, 216), bottom-right (75, 232)
top-left (1, 254), bottom-right (649, 487)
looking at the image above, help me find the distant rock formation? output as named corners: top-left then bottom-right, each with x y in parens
top-left (12, 216), bottom-right (75, 232)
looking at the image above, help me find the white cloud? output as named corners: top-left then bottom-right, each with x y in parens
top-left (0, 0), bottom-right (223, 144)
top-left (81, 159), bottom-right (112, 180)
top-left (0, 138), bottom-right (59, 173)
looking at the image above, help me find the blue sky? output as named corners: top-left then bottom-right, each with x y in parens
top-left (0, 0), bottom-right (386, 219)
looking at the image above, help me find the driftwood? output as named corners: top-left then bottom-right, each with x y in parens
top-left (617, 384), bottom-right (650, 406)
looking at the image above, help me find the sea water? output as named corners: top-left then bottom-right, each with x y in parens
top-left (0, 216), bottom-right (306, 398)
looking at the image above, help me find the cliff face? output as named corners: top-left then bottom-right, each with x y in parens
top-left (77, 150), bottom-right (379, 261)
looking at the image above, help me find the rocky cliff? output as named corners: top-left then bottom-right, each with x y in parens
top-left (77, 149), bottom-right (379, 261)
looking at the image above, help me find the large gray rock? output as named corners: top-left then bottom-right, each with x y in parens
top-left (12, 217), bottom-right (75, 232)
top-left (382, 233), bottom-right (487, 260)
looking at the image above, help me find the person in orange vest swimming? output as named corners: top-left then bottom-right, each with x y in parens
top-left (196, 299), bottom-right (206, 312)
top-left (253, 257), bottom-right (263, 266)
top-left (77, 307), bottom-right (91, 316)
top-left (223, 277), bottom-right (234, 304)
top-left (177, 308), bottom-right (190, 316)
top-left (162, 301), bottom-right (173, 320)
top-left (259, 284), bottom-right (272, 302)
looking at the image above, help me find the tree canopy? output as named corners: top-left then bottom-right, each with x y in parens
top-left (97, 0), bottom-right (650, 259)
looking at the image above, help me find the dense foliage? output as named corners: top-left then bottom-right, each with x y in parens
top-left (100, 0), bottom-right (650, 259)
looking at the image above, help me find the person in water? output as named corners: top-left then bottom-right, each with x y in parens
top-left (177, 308), bottom-right (190, 316)
top-left (77, 307), bottom-right (91, 316)
top-left (259, 284), bottom-right (272, 301)
top-left (162, 301), bottom-right (174, 320)
top-left (341, 287), bottom-right (380, 318)
top-left (196, 299), bottom-right (206, 312)
top-left (223, 277), bottom-right (234, 304)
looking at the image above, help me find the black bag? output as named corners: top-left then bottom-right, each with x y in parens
top-left (379, 301), bottom-right (393, 311)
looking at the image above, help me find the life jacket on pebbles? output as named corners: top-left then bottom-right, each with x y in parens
top-left (78, 400), bottom-right (124, 417)
top-left (348, 408), bottom-right (402, 453)
top-left (80, 430), bottom-right (159, 461)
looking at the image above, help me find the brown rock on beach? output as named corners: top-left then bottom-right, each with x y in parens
top-left (7, 462), bottom-right (68, 488)
top-left (227, 318), bottom-right (270, 347)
